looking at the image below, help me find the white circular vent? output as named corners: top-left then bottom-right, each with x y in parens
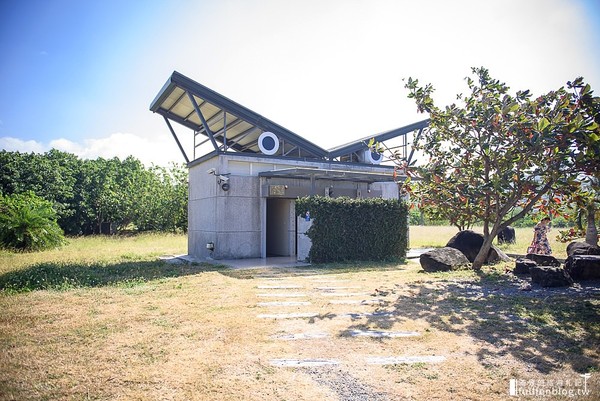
top-left (258, 132), bottom-right (280, 155)
top-left (363, 149), bottom-right (383, 164)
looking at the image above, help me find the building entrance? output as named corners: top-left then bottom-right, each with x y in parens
top-left (266, 198), bottom-right (295, 257)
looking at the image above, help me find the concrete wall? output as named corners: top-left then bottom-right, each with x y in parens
top-left (188, 157), bottom-right (261, 259)
top-left (297, 216), bottom-right (312, 262)
top-left (188, 154), bottom-right (400, 260)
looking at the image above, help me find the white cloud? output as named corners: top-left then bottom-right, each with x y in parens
top-left (1, 132), bottom-right (185, 167)
top-left (0, 137), bottom-right (46, 153)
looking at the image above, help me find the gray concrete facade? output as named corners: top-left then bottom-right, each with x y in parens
top-left (188, 153), bottom-right (399, 261)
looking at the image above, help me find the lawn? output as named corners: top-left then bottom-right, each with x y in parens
top-left (409, 225), bottom-right (569, 259)
top-left (0, 230), bottom-right (598, 400)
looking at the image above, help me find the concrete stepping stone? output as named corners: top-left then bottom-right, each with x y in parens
top-left (320, 292), bottom-right (369, 297)
top-left (257, 293), bottom-right (307, 297)
top-left (272, 332), bottom-right (329, 340)
top-left (310, 279), bottom-right (351, 283)
top-left (341, 311), bottom-right (394, 318)
top-left (257, 312), bottom-right (319, 319)
top-left (314, 286), bottom-right (361, 290)
top-left (257, 301), bottom-right (311, 307)
top-left (257, 285), bottom-right (303, 289)
top-left (270, 359), bottom-right (340, 367)
top-left (329, 299), bottom-right (385, 305)
top-left (348, 330), bottom-right (420, 338)
top-left (366, 355), bottom-right (446, 365)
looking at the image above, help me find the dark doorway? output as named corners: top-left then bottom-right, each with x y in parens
top-left (266, 198), bottom-right (294, 256)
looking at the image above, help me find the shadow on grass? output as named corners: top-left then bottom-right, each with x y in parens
top-left (0, 260), bottom-right (226, 293)
top-left (337, 273), bottom-right (600, 374)
top-left (220, 260), bottom-right (409, 280)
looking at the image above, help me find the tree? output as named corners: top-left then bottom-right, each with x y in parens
top-left (0, 150), bottom-right (188, 235)
top-left (402, 67), bottom-right (590, 269)
top-left (565, 78), bottom-right (600, 246)
top-left (0, 192), bottom-right (67, 251)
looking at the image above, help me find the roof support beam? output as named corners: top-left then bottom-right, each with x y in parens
top-left (227, 126), bottom-right (261, 149)
top-left (212, 117), bottom-right (244, 139)
top-left (187, 91), bottom-right (219, 151)
top-left (223, 110), bottom-right (227, 151)
top-left (407, 127), bottom-right (426, 165)
top-left (163, 116), bottom-right (190, 164)
top-left (167, 91), bottom-right (187, 113)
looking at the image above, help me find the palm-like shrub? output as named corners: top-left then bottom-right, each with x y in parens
top-left (0, 192), bottom-right (67, 251)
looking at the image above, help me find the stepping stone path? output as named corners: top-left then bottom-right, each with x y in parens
top-left (272, 332), bottom-right (329, 340)
top-left (257, 301), bottom-right (311, 307)
top-left (253, 271), bottom-right (447, 398)
top-left (348, 329), bottom-right (420, 338)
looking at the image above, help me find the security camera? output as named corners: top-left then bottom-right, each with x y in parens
top-left (218, 175), bottom-right (229, 182)
top-left (207, 168), bottom-right (216, 175)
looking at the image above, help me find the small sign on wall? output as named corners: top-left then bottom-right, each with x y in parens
top-left (269, 185), bottom-right (286, 196)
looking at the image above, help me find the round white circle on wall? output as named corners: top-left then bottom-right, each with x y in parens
top-left (258, 132), bottom-right (280, 155)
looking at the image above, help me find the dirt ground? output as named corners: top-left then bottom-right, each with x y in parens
top-left (1, 258), bottom-right (599, 400)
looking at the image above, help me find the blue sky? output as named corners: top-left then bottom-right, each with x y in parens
top-left (1, 0), bottom-right (599, 166)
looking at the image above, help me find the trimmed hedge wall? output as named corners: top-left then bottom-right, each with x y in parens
top-left (296, 196), bottom-right (408, 263)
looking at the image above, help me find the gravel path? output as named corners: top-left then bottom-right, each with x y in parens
top-left (303, 366), bottom-right (389, 401)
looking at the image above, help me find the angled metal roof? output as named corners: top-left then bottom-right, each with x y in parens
top-left (328, 119), bottom-right (429, 158)
top-left (150, 71), bottom-right (328, 161)
top-left (150, 71), bottom-right (429, 165)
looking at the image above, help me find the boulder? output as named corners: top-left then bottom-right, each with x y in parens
top-left (514, 258), bottom-right (536, 275)
top-left (446, 230), bottom-right (511, 263)
top-left (530, 266), bottom-right (573, 287)
top-left (564, 255), bottom-right (600, 280)
top-left (419, 247), bottom-right (471, 272)
top-left (525, 253), bottom-right (561, 267)
top-left (497, 226), bottom-right (516, 244)
top-left (566, 242), bottom-right (600, 257)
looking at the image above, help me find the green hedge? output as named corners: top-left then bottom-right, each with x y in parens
top-left (296, 196), bottom-right (408, 263)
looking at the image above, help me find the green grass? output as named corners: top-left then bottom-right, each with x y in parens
top-left (409, 225), bottom-right (569, 258)
top-left (0, 233), bottom-right (209, 293)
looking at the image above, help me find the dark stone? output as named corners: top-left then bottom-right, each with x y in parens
top-left (446, 230), bottom-right (511, 263)
top-left (566, 242), bottom-right (600, 257)
top-left (514, 258), bottom-right (536, 275)
top-left (419, 247), bottom-right (471, 272)
top-left (564, 255), bottom-right (600, 280)
top-left (530, 266), bottom-right (573, 287)
top-left (525, 253), bottom-right (561, 267)
top-left (497, 226), bottom-right (516, 244)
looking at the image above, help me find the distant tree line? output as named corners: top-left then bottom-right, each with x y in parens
top-left (0, 150), bottom-right (187, 236)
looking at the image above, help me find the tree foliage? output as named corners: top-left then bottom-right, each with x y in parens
top-left (563, 78), bottom-right (600, 246)
top-left (0, 150), bottom-right (188, 236)
top-left (402, 67), bottom-right (592, 269)
top-left (0, 191), bottom-right (67, 251)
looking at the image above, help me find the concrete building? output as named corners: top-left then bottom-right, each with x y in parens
top-left (150, 71), bottom-right (427, 261)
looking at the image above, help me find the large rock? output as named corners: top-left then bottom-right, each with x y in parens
top-left (525, 253), bottom-right (561, 267)
top-left (566, 242), bottom-right (600, 257)
top-left (564, 255), bottom-right (600, 280)
top-left (530, 266), bottom-right (573, 287)
top-left (420, 247), bottom-right (471, 272)
top-left (497, 226), bottom-right (516, 244)
top-left (446, 230), bottom-right (510, 263)
top-left (514, 258), bottom-right (536, 275)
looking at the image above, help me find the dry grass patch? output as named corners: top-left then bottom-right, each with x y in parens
top-left (1, 233), bottom-right (598, 400)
